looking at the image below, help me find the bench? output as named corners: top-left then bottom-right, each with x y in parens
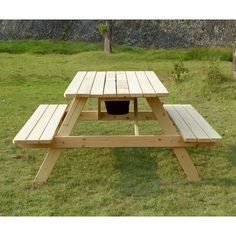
top-left (13, 104), bottom-right (67, 145)
top-left (164, 104), bottom-right (222, 142)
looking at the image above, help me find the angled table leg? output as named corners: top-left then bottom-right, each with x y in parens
top-left (33, 97), bottom-right (88, 184)
top-left (146, 97), bottom-right (201, 181)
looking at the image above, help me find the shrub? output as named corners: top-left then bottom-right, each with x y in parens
top-left (171, 61), bottom-right (189, 82)
top-left (98, 23), bottom-right (107, 36)
top-left (207, 61), bottom-right (227, 82)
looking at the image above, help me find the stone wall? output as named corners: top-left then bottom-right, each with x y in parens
top-left (0, 20), bottom-right (235, 48)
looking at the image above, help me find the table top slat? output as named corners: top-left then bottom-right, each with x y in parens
top-left (126, 71), bottom-right (143, 97)
top-left (90, 72), bottom-right (106, 97)
top-left (64, 71), bottom-right (87, 97)
top-left (135, 71), bottom-right (156, 95)
top-left (145, 71), bottom-right (169, 96)
top-left (64, 71), bottom-right (168, 98)
top-left (77, 71), bottom-right (97, 96)
top-left (116, 71), bottom-right (130, 96)
top-left (103, 71), bottom-right (117, 96)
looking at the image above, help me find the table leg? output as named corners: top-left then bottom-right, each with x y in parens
top-left (97, 98), bottom-right (102, 119)
top-left (33, 97), bottom-right (88, 185)
top-left (146, 97), bottom-right (201, 181)
top-left (133, 98), bottom-right (139, 136)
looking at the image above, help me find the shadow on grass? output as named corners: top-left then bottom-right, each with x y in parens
top-left (227, 145), bottom-right (236, 167)
top-left (202, 177), bottom-right (236, 187)
top-left (112, 148), bottom-right (160, 197)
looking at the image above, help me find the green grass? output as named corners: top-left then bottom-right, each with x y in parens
top-left (0, 40), bottom-right (233, 61)
top-left (0, 40), bottom-right (102, 54)
top-left (0, 40), bottom-right (236, 216)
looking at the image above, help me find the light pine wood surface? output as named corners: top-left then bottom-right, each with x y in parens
top-left (64, 71), bottom-right (169, 98)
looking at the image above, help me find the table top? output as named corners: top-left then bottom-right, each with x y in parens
top-left (64, 71), bottom-right (169, 98)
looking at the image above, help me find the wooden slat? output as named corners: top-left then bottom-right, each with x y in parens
top-left (13, 105), bottom-right (48, 143)
top-left (90, 71), bottom-right (106, 97)
top-left (164, 105), bottom-right (197, 141)
top-left (77, 71), bottom-right (97, 96)
top-left (116, 71), bottom-right (130, 96)
top-left (126, 71), bottom-right (143, 97)
top-left (135, 71), bottom-right (156, 95)
top-left (103, 71), bottom-right (116, 96)
top-left (182, 105), bottom-right (222, 140)
top-left (145, 71), bottom-right (169, 96)
top-left (64, 71), bottom-right (87, 97)
top-left (51, 135), bottom-right (199, 148)
top-left (78, 111), bottom-right (155, 120)
top-left (40, 104), bottom-right (67, 143)
top-left (174, 105), bottom-right (211, 141)
top-left (27, 105), bottom-right (58, 142)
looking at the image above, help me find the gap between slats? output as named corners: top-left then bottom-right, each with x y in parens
top-left (181, 105), bottom-right (221, 140)
top-left (64, 71), bottom-right (87, 96)
top-left (14, 104), bottom-right (49, 142)
top-left (173, 105), bottom-right (212, 142)
top-left (27, 105), bottom-right (59, 142)
top-left (165, 105), bottom-right (197, 141)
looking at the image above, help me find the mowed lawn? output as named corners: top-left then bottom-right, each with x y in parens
top-left (0, 41), bottom-right (236, 215)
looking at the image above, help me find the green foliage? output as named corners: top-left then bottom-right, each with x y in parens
top-left (0, 40), bottom-right (102, 54)
top-left (171, 61), bottom-right (189, 82)
top-left (98, 23), bottom-right (107, 36)
top-left (207, 61), bottom-right (227, 82)
top-left (0, 40), bottom-right (233, 62)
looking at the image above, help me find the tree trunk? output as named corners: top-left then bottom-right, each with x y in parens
top-left (104, 20), bottom-right (112, 53)
top-left (233, 48), bottom-right (236, 78)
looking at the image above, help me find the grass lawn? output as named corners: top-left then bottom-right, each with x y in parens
top-left (0, 40), bottom-right (236, 216)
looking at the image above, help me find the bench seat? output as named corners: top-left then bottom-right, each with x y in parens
top-left (164, 104), bottom-right (222, 142)
top-left (13, 104), bottom-right (67, 144)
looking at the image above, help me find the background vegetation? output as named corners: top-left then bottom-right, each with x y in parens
top-left (0, 40), bottom-right (235, 215)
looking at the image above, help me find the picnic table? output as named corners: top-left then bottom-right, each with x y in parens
top-left (13, 71), bottom-right (222, 184)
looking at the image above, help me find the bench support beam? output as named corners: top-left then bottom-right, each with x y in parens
top-left (18, 135), bottom-right (213, 148)
top-left (146, 97), bottom-right (201, 181)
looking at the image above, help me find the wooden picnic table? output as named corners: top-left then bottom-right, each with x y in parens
top-left (13, 71), bottom-right (222, 184)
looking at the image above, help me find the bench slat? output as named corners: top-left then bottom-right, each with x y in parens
top-left (174, 105), bottom-right (211, 141)
top-left (27, 105), bottom-right (58, 142)
top-left (164, 104), bottom-right (221, 142)
top-left (164, 105), bottom-right (197, 141)
top-left (14, 104), bottom-right (67, 144)
top-left (182, 105), bottom-right (222, 140)
top-left (40, 104), bottom-right (67, 143)
top-left (13, 105), bottom-right (48, 143)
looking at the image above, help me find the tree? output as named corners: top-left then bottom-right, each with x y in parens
top-left (233, 48), bottom-right (236, 79)
top-left (98, 20), bottom-right (112, 53)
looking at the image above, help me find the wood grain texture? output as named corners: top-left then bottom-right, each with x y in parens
top-left (64, 71), bottom-right (87, 97)
top-left (64, 71), bottom-right (169, 98)
top-left (164, 104), bottom-right (222, 142)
